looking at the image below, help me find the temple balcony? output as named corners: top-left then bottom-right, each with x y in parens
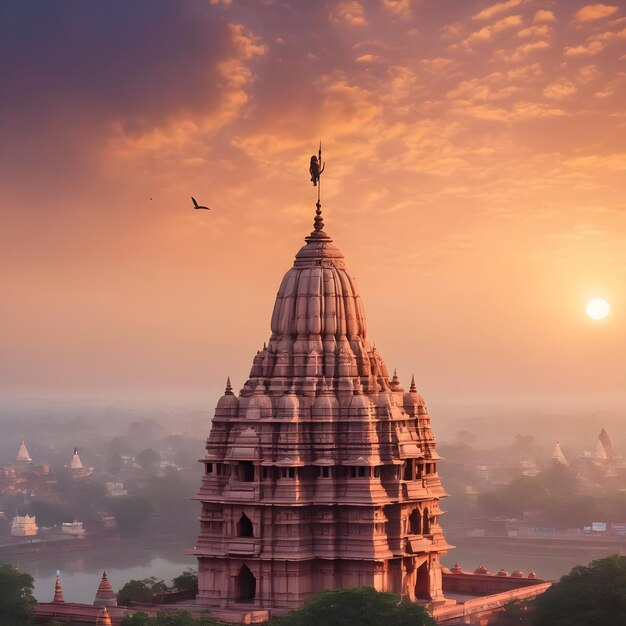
top-left (227, 537), bottom-right (262, 557)
top-left (223, 482), bottom-right (260, 501)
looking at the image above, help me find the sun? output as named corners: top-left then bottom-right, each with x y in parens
top-left (586, 298), bottom-right (610, 320)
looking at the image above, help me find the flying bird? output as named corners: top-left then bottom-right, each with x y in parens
top-left (191, 197), bottom-right (211, 210)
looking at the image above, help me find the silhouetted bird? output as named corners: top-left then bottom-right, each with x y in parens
top-left (192, 197), bottom-right (211, 210)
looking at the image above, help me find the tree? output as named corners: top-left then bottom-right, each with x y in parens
top-left (276, 587), bottom-right (436, 626)
top-left (117, 578), bottom-right (166, 605)
top-left (172, 569), bottom-right (198, 593)
top-left (136, 448), bottom-right (161, 469)
top-left (110, 496), bottom-right (153, 534)
top-left (534, 555), bottom-right (626, 626)
top-left (0, 563), bottom-right (36, 626)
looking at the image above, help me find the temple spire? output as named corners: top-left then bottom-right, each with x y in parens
top-left (16, 440), bottom-right (32, 463)
top-left (53, 574), bottom-right (65, 603)
top-left (225, 377), bottom-right (234, 396)
top-left (410, 374), bottom-right (417, 393)
top-left (94, 570), bottom-right (117, 607)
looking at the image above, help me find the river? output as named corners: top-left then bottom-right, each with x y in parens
top-left (19, 537), bottom-right (624, 603)
top-left (20, 540), bottom-right (195, 603)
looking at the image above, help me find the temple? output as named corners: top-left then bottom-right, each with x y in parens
top-left (192, 199), bottom-right (453, 621)
top-left (16, 439), bottom-right (33, 465)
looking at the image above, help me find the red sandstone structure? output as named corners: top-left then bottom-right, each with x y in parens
top-left (94, 571), bottom-right (117, 607)
top-left (192, 202), bottom-right (453, 620)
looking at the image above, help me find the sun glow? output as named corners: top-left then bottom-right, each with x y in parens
top-left (586, 298), bottom-right (610, 320)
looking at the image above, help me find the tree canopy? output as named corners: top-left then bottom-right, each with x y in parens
top-left (0, 563), bottom-right (36, 626)
top-left (117, 578), bottom-right (166, 605)
top-left (276, 587), bottom-right (436, 626)
top-left (534, 555), bottom-right (626, 626)
top-left (172, 569), bottom-right (198, 593)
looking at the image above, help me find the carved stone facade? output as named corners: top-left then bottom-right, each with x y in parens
top-left (193, 206), bottom-right (452, 619)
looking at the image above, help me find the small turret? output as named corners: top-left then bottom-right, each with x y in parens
top-left (216, 377), bottom-right (239, 417)
top-left (52, 574), bottom-right (65, 604)
top-left (94, 571), bottom-right (117, 607)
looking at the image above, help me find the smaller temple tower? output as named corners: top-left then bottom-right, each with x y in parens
top-left (53, 575), bottom-right (65, 604)
top-left (16, 440), bottom-right (32, 465)
top-left (551, 442), bottom-right (568, 466)
top-left (94, 572), bottom-right (117, 607)
top-left (70, 447), bottom-right (84, 470)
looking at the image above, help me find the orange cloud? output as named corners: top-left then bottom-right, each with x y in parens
top-left (465, 14), bottom-right (523, 45)
top-left (506, 40), bottom-right (551, 61)
top-left (563, 41), bottom-right (604, 56)
top-left (355, 54), bottom-right (378, 63)
top-left (576, 64), bottom-right (600, 83)
top-left (517, 24), bottom-right (553, 38)
top-left (543, 79), bottom-right (578, 99)
top-left (574, 4), bottom-right (619, 22)
top-left (473, 0), bottom-right (523, 22)
top-left (534, 9), bottom-right (556, 23)
top-left (381, 0), bottom-right (411, 19)
top-left (330, 1), bottom-right (366, 26)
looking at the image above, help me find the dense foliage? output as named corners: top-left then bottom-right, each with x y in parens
top-left (117, 577), bottom-right (167, 605)
top-left (118, 569), bottom-right (199, 605)
top-left (533, 555), bottom-right (626, 626)
top-left (109, 496), bottom-right (154, 534)
top-left (276, 587), bottom-right (436, 626)
top-left (0, 563), bottom-right (36, 626)
top-left (172, 569), bottom-right (199, 593)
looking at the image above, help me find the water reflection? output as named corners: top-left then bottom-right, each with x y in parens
top-left (442, 542), bottom-right (622, 581)
top-left (21, 541), bottom-right (195, 603)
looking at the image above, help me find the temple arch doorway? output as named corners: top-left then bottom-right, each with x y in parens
top-left (409, 508), bottom-right (422, 535)
top-left (415, 559), bottom-right (430, 599)
top-left (236, 564), bottom-right (256, 602)
top-left (237, 513), bottom-right (254, 537)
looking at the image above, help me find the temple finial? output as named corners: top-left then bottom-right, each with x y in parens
top-left (53, 574), bottom-right (65, 603)
top-left (225, 377), bottom-right (234, 396)
top-left (410, 374), bottom-right (417, 393)
top-left (309, 142), bottom-right (326, 234)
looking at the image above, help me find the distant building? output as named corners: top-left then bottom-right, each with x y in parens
top-left (16, 440), bottom-right (33, 464)
top-left (105, 482), bottom-right (128, 497)
top-left (598, 428), bottom-right (614, 459)
top-left (11, 514), bottom-right (38, 536)
top-left (70, 447), bottom-right (84, 470)
top-left (67, 447), bottom-right (92, 478)
top-left (551, 441), bottom-right (568, 466)
top-left (61, 520), bottom-right (86, 536)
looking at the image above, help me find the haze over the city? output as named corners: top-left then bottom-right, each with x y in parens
top-left (2, 0), bottom-right (625, 426)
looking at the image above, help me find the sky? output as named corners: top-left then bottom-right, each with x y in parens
top-left (1, 0), bottom-right (625, 416)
